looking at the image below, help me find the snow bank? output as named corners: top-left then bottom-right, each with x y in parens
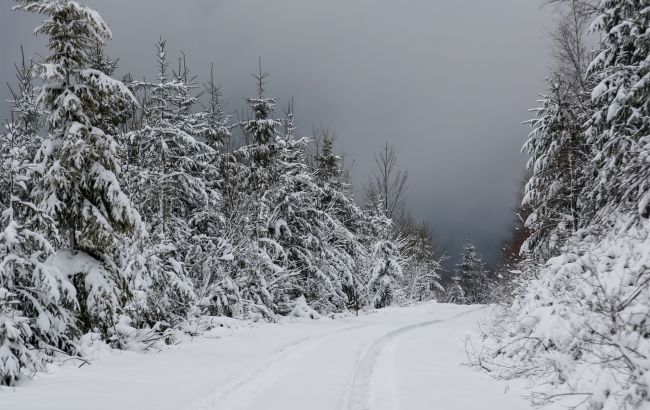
top-left (288, 296), bottom-right (322, 320)
top-left (473, 215), bottom-right (650, 409)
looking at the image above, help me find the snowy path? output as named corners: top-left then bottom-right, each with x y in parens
top-left (2, 303), bottom-right (539, 410)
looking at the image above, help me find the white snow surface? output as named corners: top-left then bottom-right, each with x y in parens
top-left (2, 303), bottom-right (546, 410)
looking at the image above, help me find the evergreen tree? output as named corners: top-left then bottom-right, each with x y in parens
top-left (4, 47), bottom-right (43, 174)
top-left (0, 125), bottom-right (77, 386)
top-left (444, 274), bottom-right (466, 305)
top-left (15, 0), bottom-right (143, 335)
top-left (363, 195), bottom-right (403, 308)
top-left (312, 132), bottom-right (367, 312)
top-left (238, 61), bottom-right (283, 241)
top-left (125, 39), bottom-right (212, 326)
top-left (313, 133), bottom-right (365, 237)
top-left (520, 1), bottom-right (594, 263)
top-left (129, 40), bottom-right (209, 241)
top-left (522, 76), bottom-right (592, 260)
top-left (455, 241), bottom-right (489, 304)
top-left (270, 105), bottom-right (358, 312)
top-left (201, 63), bottom-right (232, 152)
top-left (180, 61), bottom-right (236, 318)
top-left (587, 0), bottom-right (650, 218)
top-left (0, 52), bottom-right (76, 385)
top-left (399, 219), bottom-right (444, 302)
top-left (86, 40), bottom-right (132, 137)
top-left (313, 136), bottom-right (342, 189)
top-left (225, 64), bottom-right (283, 318)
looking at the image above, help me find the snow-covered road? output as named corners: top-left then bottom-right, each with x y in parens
top-left (2, 303), bottom-right (539, 410)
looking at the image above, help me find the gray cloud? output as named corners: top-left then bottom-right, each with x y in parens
top-left (0, 0), bottom-right (554, 267)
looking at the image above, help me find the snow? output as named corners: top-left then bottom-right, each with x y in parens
top-left (1, 303), bottom-right (547, 410)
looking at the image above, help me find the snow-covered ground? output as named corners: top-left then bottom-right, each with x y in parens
top-left (2, 303), bottom-right (543, 410)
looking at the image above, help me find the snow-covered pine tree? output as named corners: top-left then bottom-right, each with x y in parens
top-left (14, 0), bottom-right (143, 336)
top-left (587, 0), bottom-right (650, 218)
top-left (4, 47), bottom-right (43, 173)
top-left (313, 136), bottom-right (342, 190)
top-left (86, 41), bottom-right (132, 138)
top-left (268, 104), bottom-right (360, 313)
top-left (267, 105), bottom-right (318, 309)
top-left (0, 126), bottom-right (78, 386)
top-left (312, 131), bottom-right (367, 312)
top-left (444, 274), bottom-right (466, 305)
top-left (201, 63), bottom-right (232, 152)
top-left (239, 61), bottom-right (283, 241)
top-left (363, 195), bottom-right (404, 308)
top-left (124, 39), bottom-right (213, 326)
top-left (183, 62), bottom-right (239, 318)
top-left (0, 52), bottom-right (77, 385)
top-left (399, 219), bottom-right (444, 302)
top-left (221, 63), bottom-right (283, 318)
top-left (312, 133), bottom-right (364, 235)
top-left (455, 241), bottom-right (489, 304)
top-left (368, 239), bottom-right (404, 308)
top-left (522, 76), bottom-right (592, 261)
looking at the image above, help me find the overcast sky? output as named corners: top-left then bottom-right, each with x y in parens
top-left (1, 0), bottom-right (555, 268)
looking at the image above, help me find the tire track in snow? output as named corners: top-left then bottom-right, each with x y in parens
top-left (341, 306), bottom-right (486, 410)
top-left (187, 322), bottom-right (371, 410)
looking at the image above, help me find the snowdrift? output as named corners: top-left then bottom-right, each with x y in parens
top-left (475, 215), bottom-right (650, 409)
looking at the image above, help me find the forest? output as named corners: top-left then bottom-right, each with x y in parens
top-left (0, 0), bottom-right (473, 386)
top-left (1, 0), bottom-right (649, 409)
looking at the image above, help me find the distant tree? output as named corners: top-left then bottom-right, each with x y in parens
top-left (363, 195), bottom-right (404, 308)
top-left (398, 214), bottom-right (444, 302)
top-left (455, 241), bottom-right (489, 304)
top-left (364, 141), bottom-right (408, 221)
top-left (444, 274), bottom-right (466, 305)
top-left (498, 172), bottom-right (532, 271)
top-left (201, 63), bottom-right (233, 152)
top-left (489, 172), bottom-right (534, 303)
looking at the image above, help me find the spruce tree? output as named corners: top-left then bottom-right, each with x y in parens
top-left (522, 76), bottom-right (591, 260)
top-left (184, 63), bottom-right (237, 318)
top-left (225, 64), bottom-right (283, 318)
top-left (125, 39), bottom-right (212, 326)
top-left (400, 220), bottom-right (444, 302)
top-left (238, 61), bottom-right (283, 241)
top-left (201, 63), bottom-right (232, 152)
top-left (444, 274), bottom-right (466, 305)
top-left (0, 52), bottom-right (76, 385)
top-left (587, 0), bottom-right (650, 218)
top-left (455, 241), bottom-right (489, 304)
top-left (15, 0), bottom-right (143, 335)
top-left (312, 133), bottom-right (367, 312)
top-left (363, 195), bottom-right (403, 308)
top-left (270, 105), bottom-right (358, 312)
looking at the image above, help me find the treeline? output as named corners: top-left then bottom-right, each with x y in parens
top-left (477, 1), bottom-right (650, 409)
top-left (0, 1), bottom-right (445, 385)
